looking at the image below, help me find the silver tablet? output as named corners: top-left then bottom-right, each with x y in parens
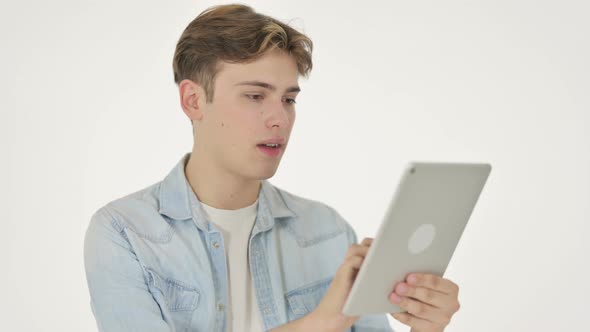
top-left (342, 162), bottom-right (491, 316)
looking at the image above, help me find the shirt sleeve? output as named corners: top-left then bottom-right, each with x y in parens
top-left (83, 206), bottom-right (172, 332)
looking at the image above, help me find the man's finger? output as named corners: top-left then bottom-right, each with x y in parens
top-left (360, 237), bottom-right (373, 246)
top-left (390, 294), bottom-right (451, 325)
top-left (391, 311), bottom-right (442, 331)
top-left (344, 255), bottom-right (364, 270)
top-left (345, 244), bottom-right (370, 259)
top-left (406, 273), bottom-right (459, 295)
top-left (393, 283), bottom-right (449, 309)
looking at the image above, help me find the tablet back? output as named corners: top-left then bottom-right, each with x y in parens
top-left (342, 162), bottom-right (491, 316)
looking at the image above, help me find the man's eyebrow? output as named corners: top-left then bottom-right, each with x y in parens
top-left (234, 80), bottom-right (301, 93)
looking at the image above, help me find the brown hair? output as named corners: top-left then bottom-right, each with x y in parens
top-left (172, 4), bottom-right (313, 103)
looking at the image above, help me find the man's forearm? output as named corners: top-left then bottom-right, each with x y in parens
top-left (269, 315), bottom-right (310, 332)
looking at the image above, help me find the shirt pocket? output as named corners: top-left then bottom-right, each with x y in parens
top-left (284, 276), bottom-right (333, 321)
top-left (145, 268), bottom-right (200, 331)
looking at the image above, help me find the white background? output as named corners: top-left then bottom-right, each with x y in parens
top-left (1, 0), bottom-right (588, 331)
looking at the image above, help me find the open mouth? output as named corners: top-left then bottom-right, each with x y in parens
top-left (257, 143), bottom-right (282, 149)
top-left (257, 143), bottom-right (283, 157)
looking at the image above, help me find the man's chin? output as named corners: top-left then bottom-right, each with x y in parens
top-left (259, 169), bottom-right (278, 180)
top-left (248, 167), bottom-right (279, 181)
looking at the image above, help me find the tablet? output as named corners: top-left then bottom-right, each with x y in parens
top-left (342, 162), bottom-right (491, 316)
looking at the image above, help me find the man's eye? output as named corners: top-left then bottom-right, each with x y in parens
top-left (285, 98), bottom-right (297, 105)
top-left (246, 94), bottom-right (263, 101)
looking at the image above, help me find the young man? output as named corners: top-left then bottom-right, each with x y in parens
top-left (84, 4), bottom-right (460, 332)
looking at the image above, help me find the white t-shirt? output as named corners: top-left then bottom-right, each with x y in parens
top-left (200, 199), bottom-right (264, 332)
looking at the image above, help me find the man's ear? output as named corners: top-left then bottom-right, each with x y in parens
top-left (179, 79), bottom-right (205, 122)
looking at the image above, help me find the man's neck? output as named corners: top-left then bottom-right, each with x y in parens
top-left (184, 151), bottom-right (261, 210)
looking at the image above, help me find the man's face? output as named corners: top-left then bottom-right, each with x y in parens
top-left (193, 49), bottom-right (299, 181)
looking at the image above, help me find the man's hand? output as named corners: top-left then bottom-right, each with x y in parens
top-left (304, 237), bottom-right (375, 332)
top-left (389, 273), bottom-right (461, 332)
top-left (274, 237), bottom-right (460, 332)
top-left (270, 238), bottom-right (372, 332)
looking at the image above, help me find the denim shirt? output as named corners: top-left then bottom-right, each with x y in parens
top-left (84, 153), bottom-right (394, 332)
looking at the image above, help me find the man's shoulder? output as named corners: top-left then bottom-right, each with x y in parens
top-left (88, 181), bottom-right (173, 241)
top-left (268, 183), bottom-right (356, 245)
top-left (271, 184), bottom-right (341, 219)
top-left (106, 181), bottom-right (162, 212)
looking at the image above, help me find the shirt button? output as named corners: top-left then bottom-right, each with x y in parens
top-left (263, 306), bottom-right (270, 315)
top-left (217, 303), bottom-right (225, 311)
top-left (213, 241), bottom-right (220, 249)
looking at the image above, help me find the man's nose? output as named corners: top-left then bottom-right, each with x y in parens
top-left (264, 98), bottom-right (290, 128)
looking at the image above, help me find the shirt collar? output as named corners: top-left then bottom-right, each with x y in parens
top-left (158, 153), bottom-right (296, 227)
